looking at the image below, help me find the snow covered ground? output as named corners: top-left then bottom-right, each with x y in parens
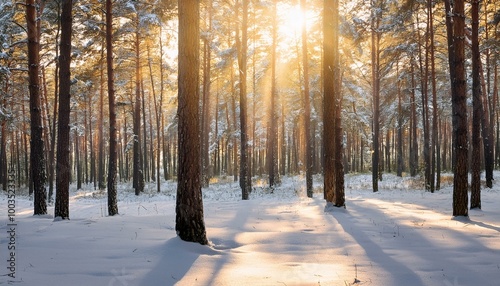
top-left (1, 173), bottom-right (499, 286)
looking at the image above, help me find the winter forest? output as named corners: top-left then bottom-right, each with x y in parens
top-left (1, 0), bottom-right (500, 285)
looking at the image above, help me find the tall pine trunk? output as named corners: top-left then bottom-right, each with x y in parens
top-left (301, 0), bottom-right (313, 198)
top-left (445, 0), bottom-right (468, 216)
top-left (429, 0), bottom-right (439, 192)
top-left (27, 0), bottom-right (47, 215)
top-left (237, 0), bottom-right (251, 199)
top-left (370, 0), bottom-right (380, 193)
top-left (470, 0), bottom-right (482, 209)
top-left (133, 20), bottom-right (144, 195)
top-left (106, 0), bottom-right (118, 216)
top-left (332, 0), bottom-right (345, 207)
top-left (268, 1), bottom-right (279, 189)
top-left (176, 0), bottom-right (208, 244)
top-left (54, 0), bottom-right (72, 219)
top-left (201, 0), bottom-right (212, 188)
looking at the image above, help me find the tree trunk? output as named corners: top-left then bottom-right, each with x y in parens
top-left (106, 0), bottom-right (118, 216)
top-left (429, 0), bottom-right (438, 192)
top-left (133, 21), bottom-right (144, 195)
top-left (445, 0), bottom-right (468, 216)
top-left (268, 1), bottom-right (279, 189)
top-left (470, 0), bottom-right (481, 209)
top-left (201, 0), bottom-right (212, 188)
top-left (48, 4), bottom-right (60, 200)
top-left (98, 44), bottom-right (106, 190)
top-left (148, 44), bottom-right (161, 193)
top-left (370, 0), bottom-right (380, 193)
top-left (142, 80), bottom-right (149, 183)
top-left (397, 62), bottom-right (404, 177)
top-left (176, 0), bottom-right (208, 245)
top-left (302, 0), bottom-right (313, 196)
top-left (237, 0), bottom-right (251, 199)
top-left (410, 61), bottom-right (418, 177)
top-left (28, 0), bottom-right (47, 215)
top-left (301, 0), bottom-right (313, 197)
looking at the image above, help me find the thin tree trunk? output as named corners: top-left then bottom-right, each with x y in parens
top-left (28, 0), bottom-right (47, 215)
top-left (410, 61), bottom-right (418, 177)
top-left (201, 0), bottom-right (212, 188)
top-left (429, 0), bottom-right (438, 192)
top-left (397, 63), bottom-right (404, 177)
top-left (140, 80), bottom-right (148, 183)
top-left (237, 0), bottom-right (251, 199)
top-left (268, 1), bottom-right (278, 189)
top-left (470, 0), bottom-right (482, 209)
top-left (106, 0), bottom-right (118, 216)
top-left (301, 0), bottom-right (313, 198)
top-left (370, 0), bottom-right (380, 193)
top-left (148, 44), bottom-right (161, 193)
top-left (98, 43), bottom-right (106, 190)
top-left (48, 7), bottom-right (59, 198)
top-left (133, 21), bottom-right (144, 195)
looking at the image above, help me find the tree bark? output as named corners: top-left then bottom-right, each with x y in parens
top-left (370, 0), bottom-right (380, 193)
top-left (237, 0), bottom-right (252, 199)
top-left (429, 0), bottom-right (439, 192)
top-left (176, 0), bottom-right (208, 245)
top-left (27, 0), bottom-right (47, 215)
top-left (201, 0), bottom-right (212, 188)
top-left (301, 0), bottom-right (313, 196)
top-left (470, 0), bottom-right (482, 209)
top-left (133, 19), bottom-right (144, 195)
top-left (268, 1), bottom-right (279, 189)
top-left (106, 0), bottom-right (118, 216)
top-left (445, 0), bottom-right (468, 216)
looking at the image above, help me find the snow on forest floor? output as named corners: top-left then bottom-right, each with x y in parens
top-left (1, 172), bottom-right (500, 286)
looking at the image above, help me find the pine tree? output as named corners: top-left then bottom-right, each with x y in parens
top-left (444, 0), bottom-right (468, 216)
top-left (27, 0), bottom-right (47, 215)
top-left (106, 0), bottom-right (118, 216)
top-left (176, 0), bottom-right (208, 245)
top-left (54, 0), bottom-right (73, 220)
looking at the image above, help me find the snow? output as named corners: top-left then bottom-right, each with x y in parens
top-left (1, 173), bottom-right (500, 285)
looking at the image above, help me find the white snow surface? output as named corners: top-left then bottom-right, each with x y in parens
top-left (1, 173), bottom-right (500, 286)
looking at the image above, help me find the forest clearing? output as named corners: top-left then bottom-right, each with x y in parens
top-left (1, 173), bottom-right (499, 286)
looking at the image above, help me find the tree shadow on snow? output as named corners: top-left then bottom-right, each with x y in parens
top-left (326, 201), bottom-right (493, 286)
top-left (138, 236), bottom-right (217, 285)
top-left (325, 205), bottom-right (425, 286)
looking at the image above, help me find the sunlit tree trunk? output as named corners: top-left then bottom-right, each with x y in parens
top-left (133, 17), bottom-right (144, 195)
top-left (268, 0), bottom-right (279, 189)
top-left (301, 0), bottom-right (313, 198)
top-left (370, 0), bottom-right (380, 193)
top-left (201, 0), bottom-right (212, 188)
top-left (148, 43), bottom-right (161, 193)
top-left (237, 0), bottom-right (251, 199)
top-left (48, 2), bottom-right (60, 201)
top-left (176, 0), bottom-right (208, 244)
top-left (418, 8), bottom-right (431, 191)
top-left (141, 80), bottom-right (149, 183)
top-left (396, 63), bottom-right (404, 177)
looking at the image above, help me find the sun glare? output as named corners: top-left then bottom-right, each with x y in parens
top-left (279, 4), bottom-right (306, 39)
